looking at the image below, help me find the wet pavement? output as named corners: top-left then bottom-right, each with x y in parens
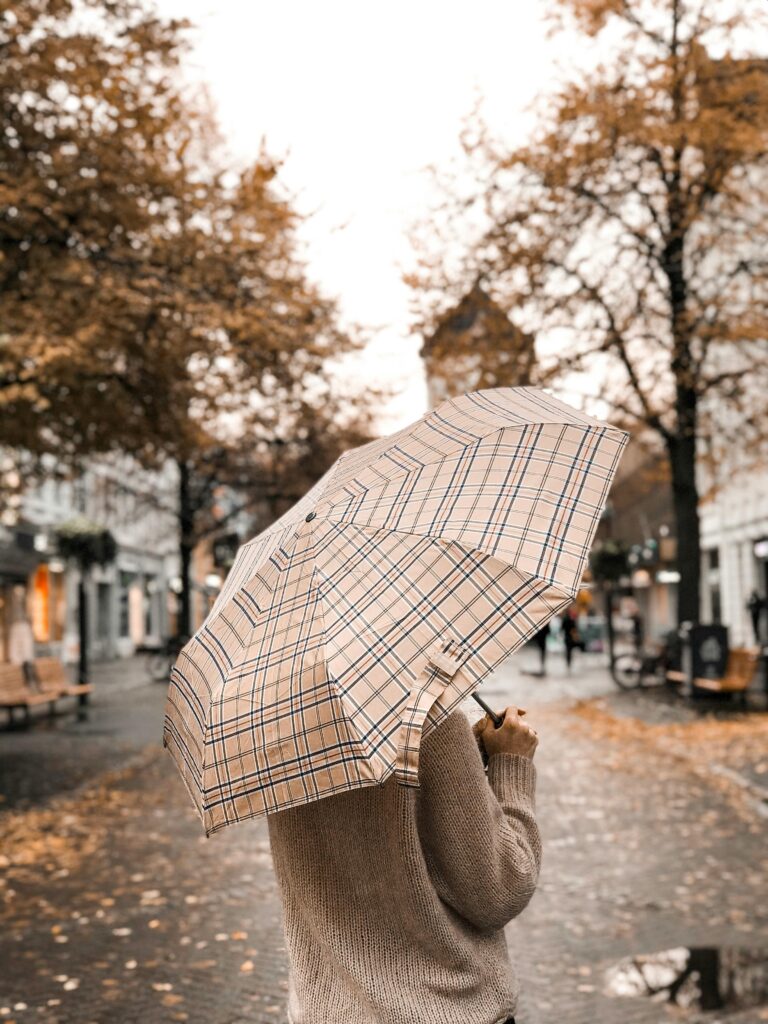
top-left (1, 652), bottom-right (766, 1024)
top-left (0, 659), bottom-right (166, 809)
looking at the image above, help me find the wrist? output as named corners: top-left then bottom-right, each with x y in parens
top-left (486, 752), bottom-right (537, 795)
top-left (487, 750), bottom-right (535, 761)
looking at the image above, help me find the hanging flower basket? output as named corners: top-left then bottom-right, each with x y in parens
top-left (589, 540), bottom-right (630, 584)
top-left (55, 517), bottom-right (118, 570)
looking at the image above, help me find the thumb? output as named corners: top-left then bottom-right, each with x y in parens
top-left (473, 713), bottom-right (488, 736)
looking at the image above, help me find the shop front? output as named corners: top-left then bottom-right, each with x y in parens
top-left (2, 556), bottom-right (70, 665)
top-left (113, 559), bottom-right (168, 658)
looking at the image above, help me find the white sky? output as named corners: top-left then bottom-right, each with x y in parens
top-left (155, 0), bottom-right (570, 430)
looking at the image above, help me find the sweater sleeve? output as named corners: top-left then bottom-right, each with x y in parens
top-left (415, 709), bottom-right (542, 934)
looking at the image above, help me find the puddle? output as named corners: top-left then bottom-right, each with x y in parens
top-left (605, 946), bottom-right (768, 1012)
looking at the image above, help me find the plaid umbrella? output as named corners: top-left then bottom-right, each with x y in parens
top-left (164, 387), bottom-right (628, 835)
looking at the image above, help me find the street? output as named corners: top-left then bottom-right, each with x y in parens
top-left (1, 650), bottom-right (766, 1024)
top-left (4, 2), bottom-right (768, 1021)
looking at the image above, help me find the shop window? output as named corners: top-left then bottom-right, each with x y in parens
top-left (129, 582), bottom-right (144, 644)
top-left (144, 576), bottom-right (157, 636)
top-left (97, 582), bottom-right (112, 641)
top-left (31, 565), bottom-right (50, 642)
top-left (119, 570), bottom-right (135, 638)
top-left (705, 548), bottom-right (721, 624)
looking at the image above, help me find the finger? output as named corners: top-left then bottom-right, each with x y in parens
top-left (480, 714), bottom-right (496, 735)
top-left (506, 716), bottom-right (535, 735)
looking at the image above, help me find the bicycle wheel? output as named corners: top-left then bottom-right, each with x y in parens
top-left (611, 653), bottom-right (643, 689)
top-left (148, 654), bottom-right (172, 683)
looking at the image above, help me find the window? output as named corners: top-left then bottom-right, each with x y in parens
top-left (97, 583), bottom-right (112, 641)
top-left (705, 549), bottom-right (721, 624)
top-left (119, 571), bottom-right (135, 638)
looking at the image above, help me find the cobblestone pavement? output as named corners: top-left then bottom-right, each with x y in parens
top-left (1, 653), bottom-right (766, 1024)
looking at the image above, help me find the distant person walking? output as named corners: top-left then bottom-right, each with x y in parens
top-left (532, 621), bottom-right (550, 675)
top-left (631, 606), bottom-right (644, 651)
top-left (747, 590), bottom-right (764, 645)
top-left (267, 706), bottom-right (541, 1024)
top-left (561, 605), bottom-right (585, 671)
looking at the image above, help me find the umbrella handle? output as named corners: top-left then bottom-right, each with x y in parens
top-left (470, 692), bottom-right (505, 728)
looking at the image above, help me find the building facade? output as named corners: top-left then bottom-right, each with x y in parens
top-left (0, 455), bottom-right (180, 664)
top-left (698, 461), bottom-right (768, 646)
top-left (602, 435), bottom-right (680, 640)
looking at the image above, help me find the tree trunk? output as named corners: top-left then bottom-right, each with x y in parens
top-left (668, 432), bottom-right (701, 626)
top-left (178, 458), bottom-right (195, 641)
top-left (661, 0), bottom-right (702, 628)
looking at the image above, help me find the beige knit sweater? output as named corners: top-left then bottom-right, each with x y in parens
top-left (266, 708), bottom-right (542, 1024)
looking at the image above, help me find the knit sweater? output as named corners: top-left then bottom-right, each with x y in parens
top-left (266, 708), bottom-right (542, 1024)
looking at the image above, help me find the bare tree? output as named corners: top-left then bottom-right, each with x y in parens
top-left (408, 0), bottom-right (768, 625)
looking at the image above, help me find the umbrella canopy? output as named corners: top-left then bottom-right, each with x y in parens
top-left (164, 387), bottom-right (628, 835)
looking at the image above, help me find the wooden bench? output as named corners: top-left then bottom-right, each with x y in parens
top-left (665, 669), bottom-right (687, 685)
top-left (0, 663), bottom-right (57, 726)
top-left (32, 657), bottom-right (93, 701)
top-left (693, 647), bottom-right (760, 704)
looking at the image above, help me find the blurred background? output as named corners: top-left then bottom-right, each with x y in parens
top-left (1, 1), bottom-right (767, 1022)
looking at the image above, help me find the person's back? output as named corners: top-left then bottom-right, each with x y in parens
top-left (266, 706), bottom-right (541, 1024)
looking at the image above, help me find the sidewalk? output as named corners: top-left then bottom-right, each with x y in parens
top-left (509, 698), bottom-right (768, 1024)
top-left (479, 646), bottom-right (768, 820)
top-left (1, 653), bottom-right (766, 1023)
top-left (0, 658), bottom-right (167, 809)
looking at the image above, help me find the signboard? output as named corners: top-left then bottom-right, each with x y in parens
top-left (690, 624), bottom-right (729, 681)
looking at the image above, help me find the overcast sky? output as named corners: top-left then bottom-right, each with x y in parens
top-left (155, 0), bottom-right (570, 428)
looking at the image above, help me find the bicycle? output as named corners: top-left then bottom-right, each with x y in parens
top-left (611, 632), bottom-right (679, 690)
top-left (143, 637), bottom-right (186, 683)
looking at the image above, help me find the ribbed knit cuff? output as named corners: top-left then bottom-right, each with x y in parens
top-left (486, 753), bottom-right (536, 801)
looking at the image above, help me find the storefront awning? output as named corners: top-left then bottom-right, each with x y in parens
top-left (0, 543), bottom-right (41, 581)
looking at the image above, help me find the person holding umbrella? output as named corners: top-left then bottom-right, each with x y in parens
top-left (265, 702), bottom-right (539, 1024)
top-left (164, 387), bottom-right (628, 1023)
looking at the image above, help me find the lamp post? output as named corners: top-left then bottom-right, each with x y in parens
top-left (55, 518), bottom-right (117, 702)
top-left (589, 540), bottom-right (631, 669)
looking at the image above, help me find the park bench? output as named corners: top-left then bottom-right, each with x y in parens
top-left (31, 657), bottom-right (92, 701)
top-left (692, 647), bottom-right (760, 705)
top-left (665, 668), bottom-right (687, 685)
top-left (0, 663), bottom-right (57, 726)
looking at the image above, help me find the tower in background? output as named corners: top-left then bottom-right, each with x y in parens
top-left (420, 283), bottom-right (536, 410)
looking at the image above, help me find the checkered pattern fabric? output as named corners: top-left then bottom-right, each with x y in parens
top-left (164, 387), bottom-right (628, 835)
